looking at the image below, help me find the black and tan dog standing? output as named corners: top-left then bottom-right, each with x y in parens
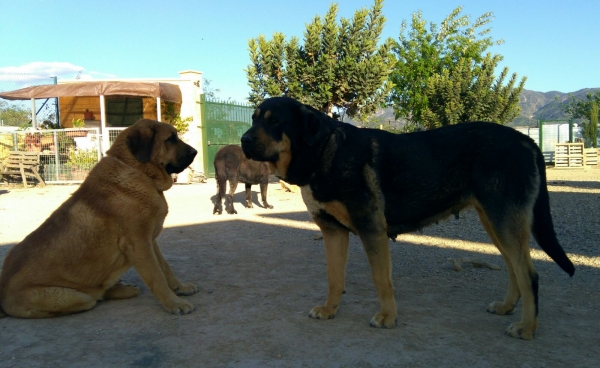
top-left (0, 119), bottom-right (199, 318)
top-left (241, 97), bottom-right (575, 340)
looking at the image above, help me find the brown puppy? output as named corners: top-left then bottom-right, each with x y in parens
top-left (0, 119), bottom-right (198, 318)
top-left (241, 97), bottom-right (574, 340)
top-left (213, 144), bottom-right (273, 215)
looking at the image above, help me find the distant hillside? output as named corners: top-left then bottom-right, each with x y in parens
top-left (344, 88), bottom-right (600, 128)
top-left (512, 88), bottom-right (600, 126)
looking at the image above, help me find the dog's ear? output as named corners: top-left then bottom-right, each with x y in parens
top-left (127, 126), bottom-right (156, 162)
top-left (300, 105), bottom-right (322, 147)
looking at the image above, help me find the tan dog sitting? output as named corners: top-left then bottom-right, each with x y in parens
top-left (0, 119), bottom-right (198, 318)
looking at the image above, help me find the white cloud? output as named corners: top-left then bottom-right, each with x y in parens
top-left (0, 62), bottom-right (116, 81)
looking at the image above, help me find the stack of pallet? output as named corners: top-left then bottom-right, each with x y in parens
top-left (584, 148), bottom-right (599, 167)
top-left (555, 143), bottom-right (599, 168)
top-left (554, 143), bottom-right (584, 168)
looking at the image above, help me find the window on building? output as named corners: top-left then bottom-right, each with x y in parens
top-left (106, 97), bottom-right (143, 127)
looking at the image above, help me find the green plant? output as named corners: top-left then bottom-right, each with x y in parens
top-left (585, 101), bottom-right (598, 148)
top-left (40, 120), bottom-right (61, 130)
top-left (67, 148), bottom-right (98, 170)
top-left (563, 93), bottom-right (600, 148)
top-left (162, 101), bottom-right (192, 135)
top-left (72, 118), bottom-right (85, 128)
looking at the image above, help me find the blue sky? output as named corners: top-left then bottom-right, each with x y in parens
top-left (1, 0), bottom-right (599, 103)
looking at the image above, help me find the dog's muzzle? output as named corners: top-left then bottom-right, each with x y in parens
top-left (166, 145), bottom-right (197, 174)
top-left (241, 134), bottom-right (258, 159)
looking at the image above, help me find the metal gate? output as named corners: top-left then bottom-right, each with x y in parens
top-left (200, 95), bottom-right (253, 177)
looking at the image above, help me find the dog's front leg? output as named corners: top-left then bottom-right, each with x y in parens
top-left (309, 218), bottom-right (349, 320)
top-left (244, 183), bottom-right (254, 208)
top-left (259, 182), bottom-right (273, 209)
top-left (360, 232), bottom-right (397, 328)
top-left (152, 241), bottom-right (198, 296)
top-left (124, 238), bottom-right (195, 315)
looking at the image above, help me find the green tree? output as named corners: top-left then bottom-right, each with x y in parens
top-left (562, 92), bottom-right (600, 148)
top-left (0, 100), bottom-right (30, 127)
top-left (162, 101), bottom-right (192, 135)
top-left (588, 102), bottom-right (598, 148)
top-left (389, 6), bottom-right (525, 130)
top-left (245, 0), bottom-right (396, 120)
top-left (421, 53), bottom-right (526, 129)
top-left (203, 78), bottom-right (222, 100)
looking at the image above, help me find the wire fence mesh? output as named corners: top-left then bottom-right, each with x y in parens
top-left (0, 128), bottom-right (102, 183)
top-left (0, 73), bottom-right (58, 128)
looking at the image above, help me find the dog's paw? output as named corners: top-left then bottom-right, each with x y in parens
top-left (175, 283), bottom-right (199, 296)
top-left (265, 204), bottom-right (274, 209)
top-left (213, 204), bottom-right (223, 215)
top-left (164, 298), bottom-right (195, 315)
top-left (505, 322), bottom-right (535, 340)
top-left (369, 312), bottom-right (397, 328)
top-left (487, 300), bottom-right (516, 315)
top-left (309, 305), bottom-right (337, 320)
top-left (226, 208), bottom-right (238, 215)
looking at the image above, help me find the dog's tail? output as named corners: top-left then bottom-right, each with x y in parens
top-left (531, 152), bottom-right (575, 276)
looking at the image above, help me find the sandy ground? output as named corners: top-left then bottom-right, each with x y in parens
top-left (0, 167), bottom-right (599, 367)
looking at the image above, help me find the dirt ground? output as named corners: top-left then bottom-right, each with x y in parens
top-left (0, 167), bottom-right (599, 367)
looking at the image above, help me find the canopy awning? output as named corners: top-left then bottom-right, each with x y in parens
top-left (0, 81), bottom-right (182, 103)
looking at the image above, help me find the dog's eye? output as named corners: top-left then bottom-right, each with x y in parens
top-left (166, 134), bottom-right (178, 143)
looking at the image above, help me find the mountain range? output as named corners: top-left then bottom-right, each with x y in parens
top-left (511, 88), bottom-right (600, 126)
top-left (359, 88), bottom-right (600, 128)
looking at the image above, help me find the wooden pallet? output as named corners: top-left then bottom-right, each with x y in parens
top-left (554, 143), bottom-right (584, 169)
top-left (584, 148), bottom-right (599, 167)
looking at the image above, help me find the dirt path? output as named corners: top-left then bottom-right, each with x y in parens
top-left (0, 168), bottom-right (599, 367)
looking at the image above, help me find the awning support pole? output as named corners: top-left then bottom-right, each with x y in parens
top-left (100, 94), bottom-right (108, 155)
top-left (30, 98), bottom-right (37, 129)
top-left (157, 97), bottom-right (162, 122)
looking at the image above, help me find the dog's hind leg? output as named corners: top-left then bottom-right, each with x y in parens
top-left (104, 282), bottom-right (141, 300)
top-left (244, 183), bottom-right (254, 208)
top-left (227, 179), bottom-right (239, 214)
top-left (213, 174), bottom-right (226, 215)
top-left (476, 206), bottom-right (538, 340)
top-left (476, 207), bottom-right (520, 315)
top-left (2, 287), bottom-right (97, 318)
top-left (309, 218), bottom-right (350, 321)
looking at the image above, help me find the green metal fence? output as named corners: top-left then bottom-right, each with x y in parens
top-left (200, 95), bottom-right (253, 177)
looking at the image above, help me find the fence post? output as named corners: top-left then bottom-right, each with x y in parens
top-left (539, 120), bottom-right (544, 154)
top-left (569, 120), bottom-right (574, 143)
top-left (53, 131), bottom-right (60, 181)
top-left (53, 76), bottom-right (59, 125)
top-left (199, 93), bottom-right (209, 175)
